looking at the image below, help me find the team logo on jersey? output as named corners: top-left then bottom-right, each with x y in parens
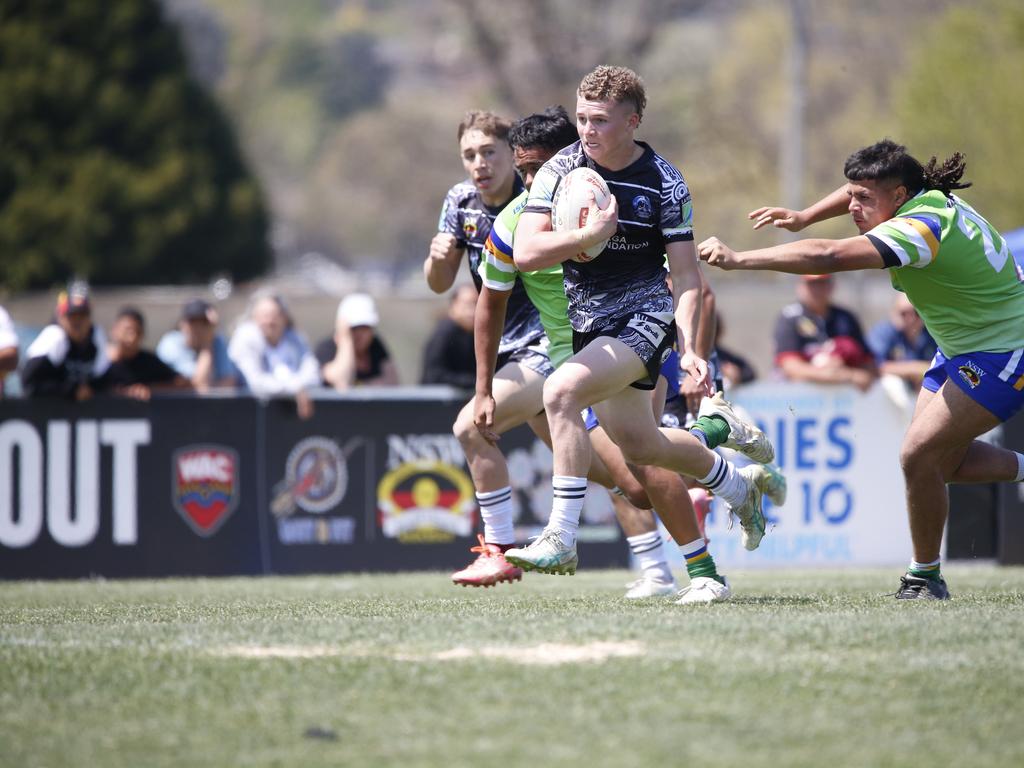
top-left (271, 437), bottom-right (348, 517)
top-left (172, 445), bottom-right (240, 537)
top-left (632, 194), bottom-right (653, 222)
top-left (797, 316), bottom-right (820, 338)
top-left (462, 221), bottom-right (478, 238)
top-left (377, 461), bottom-right (475, 543)
top-left (957, 362), bottom-right (984, 389)
top-left (659, 347), bottom-right (672, 365)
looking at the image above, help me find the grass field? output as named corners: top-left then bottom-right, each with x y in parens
top-left (2, 566), bottom-right (1023, 768)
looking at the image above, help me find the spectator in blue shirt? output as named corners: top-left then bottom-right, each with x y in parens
top-left (157, 299), bottom-right (240, 393)
top-left (867, 293), bottom-right (937, 391)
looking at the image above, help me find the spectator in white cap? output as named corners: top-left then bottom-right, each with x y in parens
top-left (316, 293), bottom-right (399, 390)
top-left (228, 291), bottom-right (320, 419)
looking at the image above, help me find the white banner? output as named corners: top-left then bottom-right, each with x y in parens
top-left (683, 381), bottom-right (916, 568)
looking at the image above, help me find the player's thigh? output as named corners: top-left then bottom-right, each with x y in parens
top-left (590, 385), bottom-right (661, 459)
top-left (903, 380), bottom-right (1001, 462)
top-left (486, 362), bottom-right (547, 433)
top-left (546, 336), bottom-right (648, 410)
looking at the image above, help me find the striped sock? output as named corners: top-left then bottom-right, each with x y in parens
top-left (909, 558), bottom-right (942, 580)
top-left (627, 531), bottom-right (673, 583)
top-left (476, 486), bottom-right (514, 546)
top-left (549, 475), bottom-right (587, 546)
top-left (696, 454), bottom-right (747, 508)
top-left (680, 537), bottom-right (722, 583)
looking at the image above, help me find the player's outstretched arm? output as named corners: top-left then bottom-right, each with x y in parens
top-left (697, 234), bottom-right (885, 274)
top-left (749, 185), bottom-right (851, 232)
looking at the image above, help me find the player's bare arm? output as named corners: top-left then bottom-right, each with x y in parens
top-left (697, 234), bottom-right (885, 274)
top-left (749, 185), bottom-right (851, 232)
top-left (667, 240), bottom-right (709, 393)
top-left (472, 284), bottom-right (511, 444)
top-left (424, 233), bottom-right (463, 293)
top-left (513, 195), bottom-right (618, 272)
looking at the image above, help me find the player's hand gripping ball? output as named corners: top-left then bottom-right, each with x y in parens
top-left (552, 167), bottom-right (612, 262)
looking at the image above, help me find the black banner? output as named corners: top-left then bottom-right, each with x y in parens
top-left (0, 392), bottom-right (628, 579)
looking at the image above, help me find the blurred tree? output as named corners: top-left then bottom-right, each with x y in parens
top-left (0, 0), bottom-right (270, 290)
top-left (449, 0), bottom-right (715, 116)
top-left (896, 0), bottom-right (1024, 231)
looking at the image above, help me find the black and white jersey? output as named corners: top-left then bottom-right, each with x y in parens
top-left (437, 178), bottom-right (544, 354)
top-left (523, 141), bottom-right (694, 332)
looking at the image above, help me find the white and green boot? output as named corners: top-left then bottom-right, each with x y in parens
top-left (505, 529), bottom-right (578, 575)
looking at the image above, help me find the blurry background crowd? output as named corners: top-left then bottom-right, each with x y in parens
top-left (2, 0), bottom-right (1023, 389)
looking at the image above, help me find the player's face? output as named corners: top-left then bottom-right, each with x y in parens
top-left (846, 179), bottom-right (907, 234)
top-left (575, 97), bottom-right (639, 165)
top-left (460, 129), bottom-right (515, 204)
top-left (513, 146), bottom-right (554, 190)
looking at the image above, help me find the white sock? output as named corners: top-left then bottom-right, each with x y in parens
top-left (549, 475), bottom-right (587, 546)
top-left (1014, 452), bottom-right (1024, 482)
top-left (627, 530), bottom-right (673, 583)
top-left (476, 486), bottom-right (515, 546)
top-left (697, 454), bottom-right (747, 508)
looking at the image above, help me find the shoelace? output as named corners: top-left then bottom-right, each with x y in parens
top-left (466, 534), bottom-right (499, 560)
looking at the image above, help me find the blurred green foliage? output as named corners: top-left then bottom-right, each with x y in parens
top-left (0, 0), bottom-right (270, 289)
top-left (896, 0), bottom-right (1024, 229)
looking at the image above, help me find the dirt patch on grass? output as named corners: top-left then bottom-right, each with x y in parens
top-left (212, 641), bottom-right (645, 664)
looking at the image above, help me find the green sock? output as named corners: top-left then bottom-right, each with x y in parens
top-left (908, 559), bottom-right (942, 580)
top-left (689, 415), bottom-right (730, 450)
top-left (681, 539), bottom-right (725, 585)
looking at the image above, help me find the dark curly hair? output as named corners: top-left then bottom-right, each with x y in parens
top-left (844, 139), bottom-right (971, 197)
top-left (508, 106), bottom-right (578, 153)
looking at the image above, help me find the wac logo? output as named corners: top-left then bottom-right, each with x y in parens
top-left (172, 445), bottom-right (240, 537)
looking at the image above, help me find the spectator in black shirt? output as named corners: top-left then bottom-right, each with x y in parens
top-left (316, 293), bottom-right (399, 389)
top-left (105, 306), bottom-right (189, 400)
top-left (773, 274), bottom-right (878, 391)
top-left (22, 284), bottom-right (111, 401)
top-left (420, 284), bottom-right (477, 389)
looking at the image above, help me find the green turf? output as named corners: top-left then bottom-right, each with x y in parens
top-left (2, 566), bottom-right (1022, 768)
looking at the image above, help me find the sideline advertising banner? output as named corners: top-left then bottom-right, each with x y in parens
top-left (697, 382), bottom-right (915, 568)
top-left (0, 397), bottom-right (264, 578)
top-left (0, 392), bottom-right (629, 579)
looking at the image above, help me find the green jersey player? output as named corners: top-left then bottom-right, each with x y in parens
top-left (700, 139), bottom-right (1024, 600)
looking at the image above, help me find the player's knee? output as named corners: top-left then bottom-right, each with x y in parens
top-left (899, 439), bottom-right (933, 478)
top-left (452, 409), bottom-right (477, 447)
top-left (542, 372), bottom-right (578, 415)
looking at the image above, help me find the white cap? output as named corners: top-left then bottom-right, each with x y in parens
top-left (336, 293), bottom-right (379, 328)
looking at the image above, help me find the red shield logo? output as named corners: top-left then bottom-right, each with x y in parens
top-left (172, 445), bottom-right (240, 537)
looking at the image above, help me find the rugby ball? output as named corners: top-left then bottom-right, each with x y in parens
top-left (552, 167), bottom-right (612, 262)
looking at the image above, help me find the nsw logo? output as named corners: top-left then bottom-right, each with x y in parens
top-left (957, 362), bottom-right (984, 389)
top-left (172, 445), bottom-right (240, 537)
